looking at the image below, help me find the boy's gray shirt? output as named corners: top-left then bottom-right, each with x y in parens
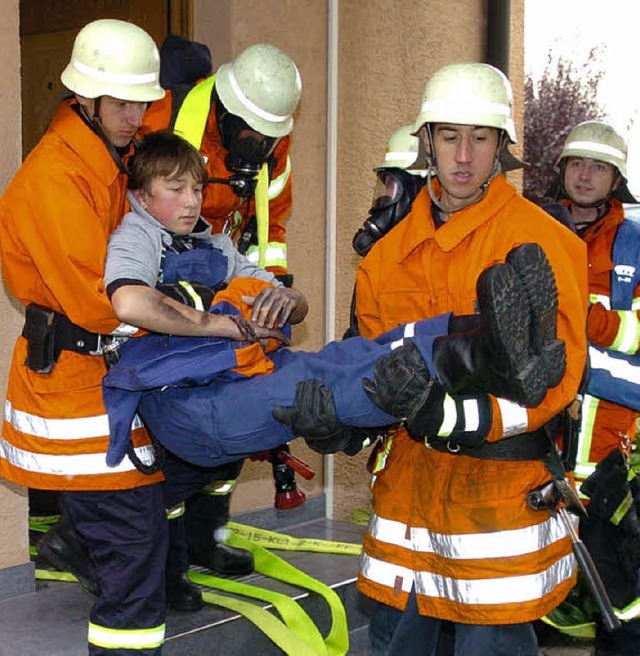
top-left (105, 191), bottom-right (281, 289)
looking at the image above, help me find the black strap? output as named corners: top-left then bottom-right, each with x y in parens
top-left (53, 313), bottom-right (104, 355)
top-left (427, 428), bottom-right (552, 461)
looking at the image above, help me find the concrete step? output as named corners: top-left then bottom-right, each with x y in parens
top-left (0, 517), bottom-right (368, 656)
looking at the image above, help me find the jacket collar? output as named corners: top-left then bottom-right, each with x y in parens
top-left (395, 174), bottom-right (517, 262)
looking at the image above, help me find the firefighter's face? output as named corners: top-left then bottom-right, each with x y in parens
top-left (427, 124), bottom-right (499, 208)
top-left (134, 170), bottom-right (203, 235)
top-left (563, 157), bottom-right (619, 208)
top-left (80, 95), bottom-right (147, 147)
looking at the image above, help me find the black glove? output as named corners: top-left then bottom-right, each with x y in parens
top-left (362, 341), bottom-right (436, 420)
top-left (273, 379), bottom-right (343, 439)
top-left (305, 426), bottom-right (382, 456)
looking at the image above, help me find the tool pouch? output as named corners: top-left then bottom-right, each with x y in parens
top-left (22, 304), bottom-right (60, 374)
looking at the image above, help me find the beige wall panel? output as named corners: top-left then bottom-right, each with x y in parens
top-left (333, 1), bottom-right (489, 522)
top-left (0, 0), bottom-right (30, 570)
top-left (194, 0), bottom-right (329, 514)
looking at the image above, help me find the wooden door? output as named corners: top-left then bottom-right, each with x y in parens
top-left (19, 0), bottom-right (190, 156)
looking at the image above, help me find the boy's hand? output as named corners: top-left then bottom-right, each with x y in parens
top-left (226, 314), bottom-right (290, 346)
top-left (242, 287), bottom-right (308, 328)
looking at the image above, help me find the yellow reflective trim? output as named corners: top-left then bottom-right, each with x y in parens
top-left (255, 163), bottom-right (270, 267)
top-left (173, 75), bottom-right (216, 150)
top-left (166, 502), bottom-right (185, 520)
top-left (88, 621), bottom-right (165, 650)
top-left (589, 293), bottom-right (610, 309)
top-left (178, 280), bottom-right (205, 311)
top-left (267, 155), bottom-right (291, 200)
top-left (203, 479), bottom-right (237, 495)
top-left (611, 310), bottom-right (640, 353)
top-left (246, 242), bottom-right (287, 269)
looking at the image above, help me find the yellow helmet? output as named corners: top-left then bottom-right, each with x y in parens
top-left (558, 121), bottom-right (628, 179)
top-left (61, 19), bottom-right (164, 102)
top-left (414, 62), bottom-right (516, 143)
top-left (215, 44), bottom-right (302, 138)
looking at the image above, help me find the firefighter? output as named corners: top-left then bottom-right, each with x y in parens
top-left (140, 42), bottom-right (303, 593)
top-left (275, 63), bottom-right (589, 655)
top-left (0, 20), bottom-right (168, 655)
top-left (546, 121), bottom-right (640, 655)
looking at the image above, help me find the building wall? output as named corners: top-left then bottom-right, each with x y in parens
top-left (0, 0), bottom-right (31, 569)
top-left (0, 0), bottom-right (525, 577)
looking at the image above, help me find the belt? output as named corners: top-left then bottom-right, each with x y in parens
top-left (53, 313), bottom-right (106, 355)
top-left (427, 429), bottom-right (552, 461)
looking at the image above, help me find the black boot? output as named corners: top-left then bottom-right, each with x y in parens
top-left (36, 518), bottom-right (100, 596)
top-left (433, 244), bottom-right (565, 407)
top-left (166, 573), bottom-right (204, 612)
top-left (189, 541), bottom-right (255, 576)
top-left (166, 513), bottom-right (204, 612)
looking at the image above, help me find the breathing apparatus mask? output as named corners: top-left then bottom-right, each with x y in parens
top-left (352, 168), bottom-right (426, 256)
top-left (214, 94), bottom-right (279, 198)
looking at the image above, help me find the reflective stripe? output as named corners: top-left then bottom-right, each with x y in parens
top-left (246, 243), bottom-right (287, 269)
top-left (437, 394), bottom-right (457, 437)
top-left (385, 151), bottom-right (417, 164)
top-left (360, 554), bottom-right (414, 594)
top-left (173, 75), bottom-right (216, 150)
top-left (564, 140), bottom-right (626, 162)
top-left (496, 398), bottom-right (528, 436)
top-left (462, 398), bottom-right (479, 432)
top-left (178, 280), bottom-right (205, 311)
top-left (88, 622), bottom-right (165, 650)
top-left (361, 552), bottom-right (576, 606)
top-left (5, 399), bottom-right (142, 439)
top-left (420, 99), bottom-right (511, 118)
top-left (228, 68), bottom-right (293, 124)
top-left (417, 554), bottom-right (575, 605)
top-left (590, 293), bottom-right (610, 309)
top-left (0, 436), bottom-right (154, 476)
top-left (574, 393), bottom-right (599, 489)
top-left (611, 310), bottom-right (640, 354)
top-left (403, 323), bottom-right (416, 339)
top-left (71, 59), bottom-right (158, 86)
top-left (368, 511), bottom-right (573, 559)
top-left (589, 346), bottom-right (640, 385)
top-left (203, 479), bottom-right (237, 495)
top-left (632, 296), bottom-right (640, 311)
top-left (616, 597), bottom-right (640, 621)
top-left (267, 155), bottom-right (291, 200)
top-left (166, 502), bottom-right (185, 520)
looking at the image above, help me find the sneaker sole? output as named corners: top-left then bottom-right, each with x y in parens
top-left (506, 243), bottom-right (566, 388)
top-left (477, 262), bottom-right (549, 406)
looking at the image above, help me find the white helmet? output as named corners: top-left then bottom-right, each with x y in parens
top-left (61, 19), bottom-right (164, 102)
top-left (414, 62), bottom-right (516, 143)
top-left (558, 121), bottom-right (628, 179)
top-left (378, 125), bottom-right (423, 172)
top-left (215, 44), bottom-right (302, 138)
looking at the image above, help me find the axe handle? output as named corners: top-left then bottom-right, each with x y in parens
top-left (559, 508), bottom-right (622, 633)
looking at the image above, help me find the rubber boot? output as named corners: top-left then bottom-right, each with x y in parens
top-left (166, 514), bottom-right (204, 612)
top-left (506, 242), bottom-right (566, 387)
top-left (36, 516), bottom-right (100, 596)
top-left (186, 493), bottom-right (254, 576)
top-left (433, 244), bottom-right (564, 407)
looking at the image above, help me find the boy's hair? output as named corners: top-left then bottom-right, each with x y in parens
top-left (129, 130), bottom-right (208, 191)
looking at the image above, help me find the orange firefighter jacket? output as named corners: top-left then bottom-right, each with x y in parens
top-left (141, 83), bottom-right (293, 276)
top-left (0, 101), bottom-right (162, 491)
top-left (355, 174), bottom-right (588, 624)
top-left (569, 199), bottom-right (640, 488)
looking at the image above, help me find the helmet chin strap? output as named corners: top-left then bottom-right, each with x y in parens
top-left (426, 126), bottom-right (504, 217)
top-left (73, 98), bottom-right (129, 174)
